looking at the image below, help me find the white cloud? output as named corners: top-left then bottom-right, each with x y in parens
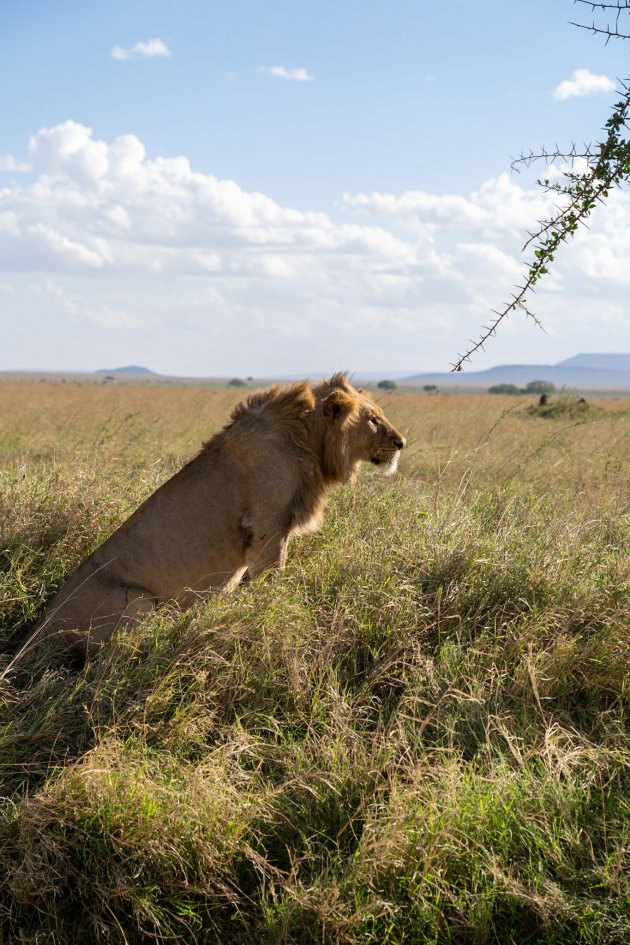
top-left (260, 66), bottom-right (314, 82)
top-left (2, 121), bottom-right (410, 279)
top-left (342, 189), bottom-right (487, 227)
top-left (29, 121), bottom-right (109, 184)
top-left (0, 155), bottom-right (31, 173)
top-left (1, 120), bottom-right (630, 374)
top-left (553, 68), bottom-right (615, 101)
top-left (31, 278), bottom-right (149, 328)
top-left (455, 242), bottom-right (524, 285)
top-left (111, 38), bottom-right (172, 61)
top-left (570, 191), bottom-right (630, 283)
top-left (0, 212), bottom-right (20, 236)
top-left (342, 173), bottom-right (553, 238)
top-left (28, 223), bottom-right (106, 269)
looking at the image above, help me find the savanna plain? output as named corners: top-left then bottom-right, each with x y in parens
top-left (1, 381), bottom-right (629, 945)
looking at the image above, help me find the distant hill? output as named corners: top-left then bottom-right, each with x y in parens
top-left (96, 365), bottom-right (158, 376)
top-left (557, 353), bottom-right (630, 372)
top-left (402, 353), bottom-right (630, 390)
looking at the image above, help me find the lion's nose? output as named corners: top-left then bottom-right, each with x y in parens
top-left (393, 436), bottom-right (406, 450)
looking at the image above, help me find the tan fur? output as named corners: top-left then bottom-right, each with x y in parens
top-left (29, 374), bottom-right (406, 659)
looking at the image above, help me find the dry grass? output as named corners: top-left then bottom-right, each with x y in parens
top-left (1, 382), bottom-right (629, 944)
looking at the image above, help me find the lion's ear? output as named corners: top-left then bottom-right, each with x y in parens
top-left (323, 390), bottom-right (357, 423)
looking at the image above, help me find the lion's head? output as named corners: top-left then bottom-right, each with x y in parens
top-left (316, 374), bottom-right (406, 484)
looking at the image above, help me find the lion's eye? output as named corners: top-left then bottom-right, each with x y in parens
top-left (368, 417), bottom-right (380, 430)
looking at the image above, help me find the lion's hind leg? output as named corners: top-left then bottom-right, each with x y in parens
top-left (65, 581), bottom-right (157, 661)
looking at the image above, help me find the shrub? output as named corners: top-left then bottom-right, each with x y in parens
top-left (488, 383), bottom-right (520, 394)
top-left (525, 380), bottom-right (556, 394)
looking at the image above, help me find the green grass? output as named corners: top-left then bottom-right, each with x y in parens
top-left (1, 384), bottom-right (629, 943)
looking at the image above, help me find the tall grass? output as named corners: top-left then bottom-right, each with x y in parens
top-left (1, 383), bottom-right (629, 943)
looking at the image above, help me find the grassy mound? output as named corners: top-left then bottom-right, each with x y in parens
top-left (525, 396), bottom-right (604, 421)
top-left (1, 385), bottom-right (629, 944)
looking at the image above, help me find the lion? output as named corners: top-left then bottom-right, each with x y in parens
top-left (28, 373), bottom-right (406, 659)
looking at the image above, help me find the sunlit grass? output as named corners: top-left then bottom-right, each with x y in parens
top-left (1, 382), bottom-right (629, 943)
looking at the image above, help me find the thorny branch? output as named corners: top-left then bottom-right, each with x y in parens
top-left (572, 0), bottom-right (630, 40)
top-left (452, 5), bottom-right (630, 372)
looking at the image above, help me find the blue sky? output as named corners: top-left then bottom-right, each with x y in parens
top-left (1, 0), bottom-right (629, 376)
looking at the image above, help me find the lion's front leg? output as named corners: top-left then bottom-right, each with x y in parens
top-left (244, 530), bottom-right (289, 581)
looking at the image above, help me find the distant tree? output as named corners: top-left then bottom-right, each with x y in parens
top-left (525, 380), bottom-right (555, 394)
top-left (488, 383), bottom-right (520, 394)
top-left (453, 2), bottom-right (630, 371)
top-left (377, 379), bottom-right (397, 391)
top-left (423, 384), bottom-right (439, 393)
top-left (228, 378), bottom-right (247, 388)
